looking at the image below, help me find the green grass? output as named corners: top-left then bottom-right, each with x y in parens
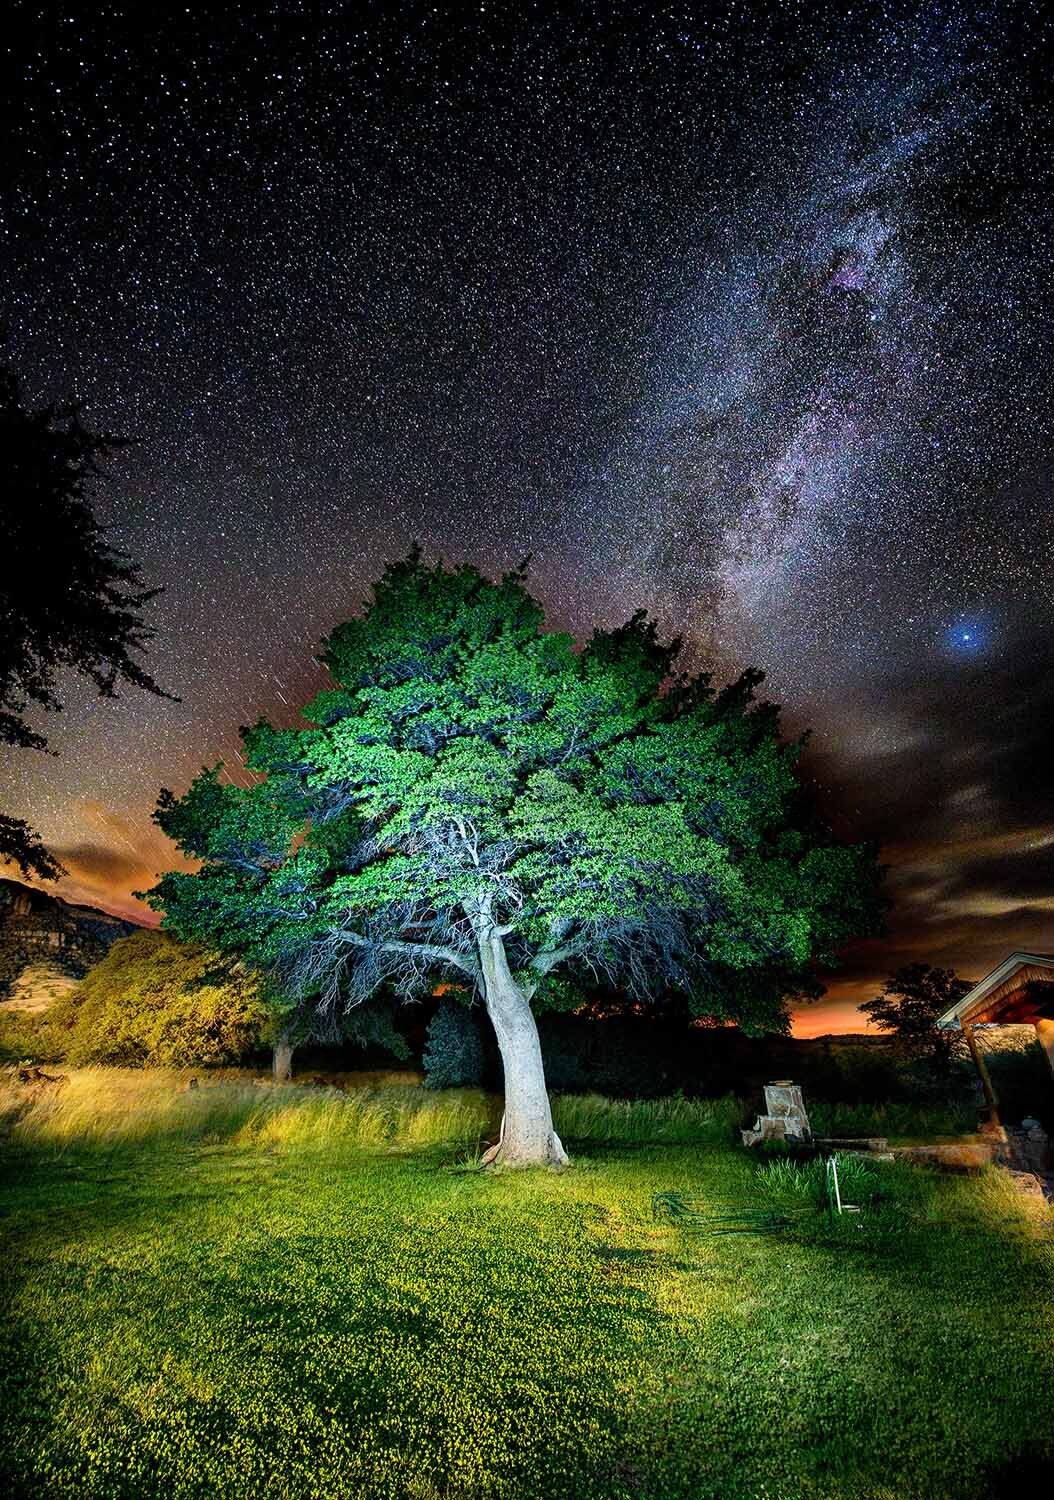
top-left (807, 1098), bottom-right (975, 1139)
top-left (2, 1073), bottom-right (1053, 1498)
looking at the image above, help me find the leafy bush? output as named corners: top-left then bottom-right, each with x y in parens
top-left (422, 1000), bottom-right (484, 1089)
top-left (50, 930), bottom-right (271, 1067)
top-left (0, 1005), bottom-right (66, 1064)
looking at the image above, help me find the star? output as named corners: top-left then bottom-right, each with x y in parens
top-left (1, 1), bottom-right (1052, 1033)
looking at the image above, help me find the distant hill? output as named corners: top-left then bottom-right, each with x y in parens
top-left (0, 878), bottom-right (141, 1009)
top-left (798, 1033), bottom-right (887, 1047)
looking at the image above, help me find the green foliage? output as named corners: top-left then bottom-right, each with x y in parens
top-left (51, 930), bottom-right (271, 1068)
top-left (422, 999), bottom-right (484, 1089)
top-left (806, 1096), bottom-right (975, 1139)
top-left (0, 815), bottom-right (63, 883)
top-left (0, 1005), bottom-right (66, 1065)
top-left (146, 553), bottom-right (882, 1048)
top-left (332, 994), bottom-right (412, 1062)
top-left (2, 1075), bottom-right (1052, 1498)
top-left (526, 971), bottom-right (588, 1014)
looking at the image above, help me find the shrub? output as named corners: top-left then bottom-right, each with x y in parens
top-left (51, 930), bottom-right (271, 1068)
top-left (0, 1005), bottom-right (66, 1065)
top-left (422, 1000), bottom-right (484, 1089)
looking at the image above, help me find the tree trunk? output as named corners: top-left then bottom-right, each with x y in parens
top-left (272, 1030), bottom-right (294, 1084)
top-left (477, 933), bottom-right (567, 1168)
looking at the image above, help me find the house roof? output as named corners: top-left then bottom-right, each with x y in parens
top-left (935, 952), bottom-right (1054, 1030)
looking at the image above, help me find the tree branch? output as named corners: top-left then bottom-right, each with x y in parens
top-left (529, 942), bottom-right (585, 976)
top-left (528, 916), bottom-right (581, 975)
top-left (335, 927), bottom-right (477, 976)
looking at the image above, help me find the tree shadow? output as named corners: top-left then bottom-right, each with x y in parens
top-left (983, 1445), bottom-right (1054, 1498)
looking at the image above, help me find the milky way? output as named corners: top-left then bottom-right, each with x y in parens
top-left (587, 50), bottom-right (1050, 703)
top-left (2, 3), bottom-right (1052, 1027)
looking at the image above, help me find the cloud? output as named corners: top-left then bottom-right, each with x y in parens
top-left (791, 623), bottom-right (1054, 1033)
top-left (4, 799), bottom-right (195, 924)
top-left (51, 842), bottom-right (144, 887)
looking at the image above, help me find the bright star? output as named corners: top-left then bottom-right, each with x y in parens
top-left (945, 618), bottom-right (992, 656)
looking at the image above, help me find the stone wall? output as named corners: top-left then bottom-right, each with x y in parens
top-left (0, 879), bottom-right (140, 999)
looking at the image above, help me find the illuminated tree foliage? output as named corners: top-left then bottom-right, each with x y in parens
top-left (52, 930), bottom-right (271, 1069)
top-left (146, 553), bottom-right (881, 1165)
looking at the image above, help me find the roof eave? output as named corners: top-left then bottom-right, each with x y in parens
top-left (935, 951), bottom-right (1054, 1030)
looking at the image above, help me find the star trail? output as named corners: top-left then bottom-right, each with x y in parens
top-left (1, 2), bottom-right (1052, 1029)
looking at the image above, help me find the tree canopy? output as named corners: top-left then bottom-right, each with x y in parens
top-left (51, 929), bottom-right (272, 1068)
top-left (860, 961), bottom-right (973, 1072)
top-left (0, 360), bottom-right (170, 879)
top-left (147, 552), bottom-right (882, 1162)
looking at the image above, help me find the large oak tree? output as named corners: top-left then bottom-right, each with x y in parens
top-left (147, 553), bottom-right (881, 1165)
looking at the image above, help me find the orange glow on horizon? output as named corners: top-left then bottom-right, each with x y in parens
top-left (790, 1002), bottom-right (873, 1038)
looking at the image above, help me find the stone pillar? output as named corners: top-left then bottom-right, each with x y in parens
top-left (763, 1082), bottom-right (809, 1129)
top-left (741, 1080), bottom-right (812, 1147)
top-left (1034, 1017), bottom-right (1054, 1080)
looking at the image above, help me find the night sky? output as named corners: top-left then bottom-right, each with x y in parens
top-left (2, 2), bottom-right (1052, 1033)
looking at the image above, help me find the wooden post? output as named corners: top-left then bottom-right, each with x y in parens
top-left (1034, 1017), bottom-right (1054, 1081)
top-left (961, 1016), bottom-right (1001, 1130)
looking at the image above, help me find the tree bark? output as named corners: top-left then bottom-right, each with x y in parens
top-left (477, 931), bottom-right (567, 1168)
top-left (272, 1030), bottom-right (294, 1084)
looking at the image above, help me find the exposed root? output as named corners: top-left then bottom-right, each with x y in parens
top-left (480, 1111), bottom-right (505, 1166)
top-left (483, 1127), bottom-right (570, 1171)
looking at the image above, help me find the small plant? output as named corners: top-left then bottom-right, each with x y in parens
top-left (755, 1152), bottom-right (883, 1210)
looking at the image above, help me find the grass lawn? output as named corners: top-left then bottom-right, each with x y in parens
top-left (1, 1073), bottom-right (1053, 1499)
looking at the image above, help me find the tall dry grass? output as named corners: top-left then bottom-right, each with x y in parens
top-left (551, 1091), bottom-right (743, 1143)
top-left (0, 1070), bottom-right (748, 1156)
top-left (0, 1068), bottom-right (489, 1154)
top-left (3, 1070), bottom-right (981, 1159)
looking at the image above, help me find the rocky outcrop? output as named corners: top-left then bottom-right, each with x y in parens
top-left (997, 1117), bottom-right (1052, 1176)
top-left (0, 879), bottom-right (140, 1001)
